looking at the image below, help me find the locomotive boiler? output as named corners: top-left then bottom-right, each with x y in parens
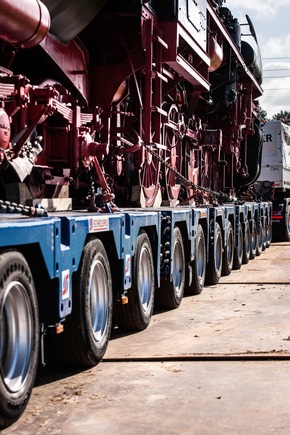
top-left (0, 0), bottom-right (263, 210)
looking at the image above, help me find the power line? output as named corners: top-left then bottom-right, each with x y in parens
top-left (264, 69), bottom-right (290, 72)
top-left (262, 57), bottom-right (290, 60)
top-left (263, 88), bottom-right (290, 91)
top-left (264, 76), bottom-right (290, 79)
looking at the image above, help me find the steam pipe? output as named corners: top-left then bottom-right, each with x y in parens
top-left (0, 0), bottom-right (50, 48)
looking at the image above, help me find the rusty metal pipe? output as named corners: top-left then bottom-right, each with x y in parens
top-left (0, 0), bottom-right (50, 48)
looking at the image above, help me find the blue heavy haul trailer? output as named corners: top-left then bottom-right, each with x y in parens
top-left (0, 201), bottom-right (271, 428)
top-left (0, 0), bottom-right (272, 429)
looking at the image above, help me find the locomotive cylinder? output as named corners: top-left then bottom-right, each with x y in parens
top-left (0, 0), bottom-right (50, 48)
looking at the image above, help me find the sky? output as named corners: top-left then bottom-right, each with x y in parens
top-left (225, 0), bottom-right (290, 118)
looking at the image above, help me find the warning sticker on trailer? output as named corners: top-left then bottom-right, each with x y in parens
top-left (62, 269), bottom-right (70, 300)
top-left (125, 254), bottom-right (131, 276)
top-left (89, 217), bottom-right (109, 232)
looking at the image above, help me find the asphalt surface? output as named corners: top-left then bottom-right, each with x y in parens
top-left (3, 241), bottom-right (290, 435)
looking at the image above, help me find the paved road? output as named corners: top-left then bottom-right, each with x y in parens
top-left (3, 242), bottom-right (290, 435)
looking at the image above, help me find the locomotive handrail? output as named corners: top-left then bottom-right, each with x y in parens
top-left (207, 2), bottom-right (263, 97)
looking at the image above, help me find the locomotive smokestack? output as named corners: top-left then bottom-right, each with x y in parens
top-left (0, 0), bottom-right (50, 48)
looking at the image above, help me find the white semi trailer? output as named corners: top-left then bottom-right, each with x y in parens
top-left (257, 120), bottom-right (290, 241)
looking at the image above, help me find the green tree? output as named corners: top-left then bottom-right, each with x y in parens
top-left (256, 102), bottom-right (267, 121)
top-left (272, 110), bottom-right (290, 120)
top-left (259, 107), bottom-right (268, 121)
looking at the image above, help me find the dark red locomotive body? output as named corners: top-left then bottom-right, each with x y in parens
top-left (0, 0), bottom-right (263, 210)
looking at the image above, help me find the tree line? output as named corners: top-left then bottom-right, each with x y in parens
top-left (259, 108), bottom-right (290, 121)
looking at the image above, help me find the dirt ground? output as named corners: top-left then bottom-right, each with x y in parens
top-left (3, 242), bottom-right (290, 435)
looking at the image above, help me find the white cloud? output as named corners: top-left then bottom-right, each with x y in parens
top-left (260, 66), bottom-right (290, 117)
top-left (227, 0), bottom-right (290, 17)
top-left (261, 35), bottom-right (290, 59)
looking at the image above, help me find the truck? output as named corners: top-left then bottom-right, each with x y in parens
top-left (254, 120), bottom-right (290, 241)
top-left (0, 0), bottom-right (272, 428)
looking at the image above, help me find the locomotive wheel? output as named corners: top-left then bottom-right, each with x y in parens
top-left (163, 105), bottom-right (183, 205)
top-left (54, 239), bottom-right (113, 367)
top-left (157, 227), bottom-right (185, 309)
top-left (0, 251), bottom-right (39, 429)
top-left (140, 146), bottom-right (162, 207)
top-left (250, 221), bottom-right (257, 260)
top-left (114, 232), bottom-right (155, 331)
top-left (222, 220), bottom-right (234, 276)
top-left (242, 223), bottom-right (251, 264)
top-left (233, 223), bottom-right (243, 270)
top-left (185, 224), bottom-right (206, 295)
top-left (205, 222), bottom-right (222, 286)
top-left (201, 148), bottom-right (212, 189)
top-left (256, 220), bottom-right (263, 257)
top-left (183, 137), bottom-right (199, 204)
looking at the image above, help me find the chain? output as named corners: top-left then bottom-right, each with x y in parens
top-left (0, 199), bottom-right (48, 217)
top-left (143, 142), bottom-right (231, 203)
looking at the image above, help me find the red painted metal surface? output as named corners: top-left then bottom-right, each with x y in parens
top-left (0, 0), bottom-right (265, 210)
top-left (0, 0), bottom-right (50, 48)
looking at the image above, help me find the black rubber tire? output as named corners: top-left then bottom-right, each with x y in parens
top-left (262, 219), bottom-right (267, 251)
top-left (157, 227), bottom-right (185, 309)
top-left (205, 222), bottom-right (222, 286)
top-left (283, 205), bottom-right (290, 241)
top-left (233, 223), bottom-right (243, 270)
top-left (250, 221), bottom-right (257, 260)
top-left (185, 224), bottom-right (206, 295)
top-left (54, 239), bottom-right (113, 367)
top-left (114, 232), bottom-right (155, 331)
top-left (242, 223), bottom-right (251, 264)
top-left (256, 220), bottom-right (263, 257)
top-left (0, 251), bottom-right (39, 430)
top-left (266, 221), bottom-right (272, 248)
top-left (222, 220), bottom-right (234, 276)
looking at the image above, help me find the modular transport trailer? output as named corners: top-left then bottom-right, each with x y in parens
top-left (0, 0), bottom-right (273, 428)
top-left (0, 201), bottom-right (272, 428)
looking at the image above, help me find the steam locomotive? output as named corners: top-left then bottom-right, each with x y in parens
top-left (0, 0), bottom-right (263, 211)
